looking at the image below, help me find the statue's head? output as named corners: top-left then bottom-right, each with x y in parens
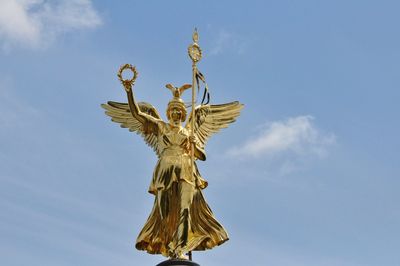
top-left (165, 84), bottom-right (191, 123)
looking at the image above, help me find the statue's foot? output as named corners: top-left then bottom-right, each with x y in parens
top-left (177, 253), bottom-right (188, 260)
top-left (169, 251), bottom-right (187, 260)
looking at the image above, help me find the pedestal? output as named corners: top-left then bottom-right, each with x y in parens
top-left (156, 259), bottom-right (200, 266)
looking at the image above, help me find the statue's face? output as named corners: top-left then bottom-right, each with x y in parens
top-left (168, 107), bottom-right (183, 123)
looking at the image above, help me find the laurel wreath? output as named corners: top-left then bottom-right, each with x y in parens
top-left (117, 64), bottom-right (138, 85)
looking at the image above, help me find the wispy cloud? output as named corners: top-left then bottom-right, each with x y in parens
top-left (228, 116), bottom-right (335, 175)
top-left (0, 0), bottom-right (102, 50)
top-left (210, 29), bottom-right (248, 55)
top-left (229, 116), bottom-right (335, 158)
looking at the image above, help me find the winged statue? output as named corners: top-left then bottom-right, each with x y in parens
top-left (101, 30), bottom-right (243, 264)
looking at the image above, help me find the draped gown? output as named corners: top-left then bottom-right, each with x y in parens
top-left (135, 122), bottom-right (229, 257)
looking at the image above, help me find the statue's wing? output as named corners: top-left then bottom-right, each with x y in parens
top-left (186, 101), bottom-right (244, 147)
top-left (101, 101), bottom-right (163, 157)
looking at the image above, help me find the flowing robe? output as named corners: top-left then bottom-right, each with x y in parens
top-left (135, 122), bottom-right (229, 258)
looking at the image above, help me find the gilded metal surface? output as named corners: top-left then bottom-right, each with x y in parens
top-left (117, 63), bottom-right (138, 91)
top-left (188, 29), bottom-right (202, 63)
top-left (101, 30), bottom-right (243, 259)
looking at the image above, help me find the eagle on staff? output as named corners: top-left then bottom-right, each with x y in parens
top-left (101, 30), bottom-right (243, 262)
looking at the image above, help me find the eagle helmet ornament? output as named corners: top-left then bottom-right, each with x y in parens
top-left (165, 83), bottom-right (191, 122)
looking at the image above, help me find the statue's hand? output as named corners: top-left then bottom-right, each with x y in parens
top-left (118, 64), bottom-right (137, 93)
top-left (189, 136), bottom-right (196, 144)
top-left (123, 81), bottom-right (132, 92)
top-left (185, 136), bottom-right (196, 152)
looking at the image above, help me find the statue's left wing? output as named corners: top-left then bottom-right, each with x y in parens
top-left (186, 101), bottom-right (244, 147)
top-left (101, 101), bottom-right (162, 157)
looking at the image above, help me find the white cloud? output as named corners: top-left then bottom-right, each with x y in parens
top-left (229, 115), bottom-right (335, 158)
top-left (0, 0), bottom-right (102, 50)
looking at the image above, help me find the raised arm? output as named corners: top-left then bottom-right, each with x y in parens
top-left (122, 81), bottom-right (147, 124)
top-left (102, 65), bottom-right (164, 156)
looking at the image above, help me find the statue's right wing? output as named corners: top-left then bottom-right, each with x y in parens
top-left (101, 101), bottom-right (163, 157)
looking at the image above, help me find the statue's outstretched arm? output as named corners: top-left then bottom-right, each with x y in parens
top-left (103, 65), bottom-right (163, 156)
top-left (123, 82), bottom-right (147, 125)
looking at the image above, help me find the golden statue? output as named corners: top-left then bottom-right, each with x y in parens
top-left (101, 30), bottom-right (243, 261)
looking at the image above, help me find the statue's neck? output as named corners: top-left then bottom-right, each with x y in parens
top-left (169, 121), bottom-right (182, 129)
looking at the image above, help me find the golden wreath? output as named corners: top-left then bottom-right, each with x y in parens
top-left (117, 64), bottom-right (138, 86)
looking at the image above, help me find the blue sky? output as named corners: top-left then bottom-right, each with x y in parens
top-left (1, 1), bottom-right (399, 265)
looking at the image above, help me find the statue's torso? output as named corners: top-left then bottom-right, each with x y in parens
top-left (149, 123), bottom-right (194, 193)
top-left (158, 123), bottom-right (190, 158)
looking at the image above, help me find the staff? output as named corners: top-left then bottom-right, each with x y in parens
top-left (188, 29), bottom-right (202, 188)
top-left (187, 28), bottom-right (202, 261)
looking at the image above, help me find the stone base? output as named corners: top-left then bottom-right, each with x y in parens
top-left (156, 259), bottom-right (200, 266)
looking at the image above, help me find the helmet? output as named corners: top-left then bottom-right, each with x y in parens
top-left (165, 84), bottom-right (191, 122)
